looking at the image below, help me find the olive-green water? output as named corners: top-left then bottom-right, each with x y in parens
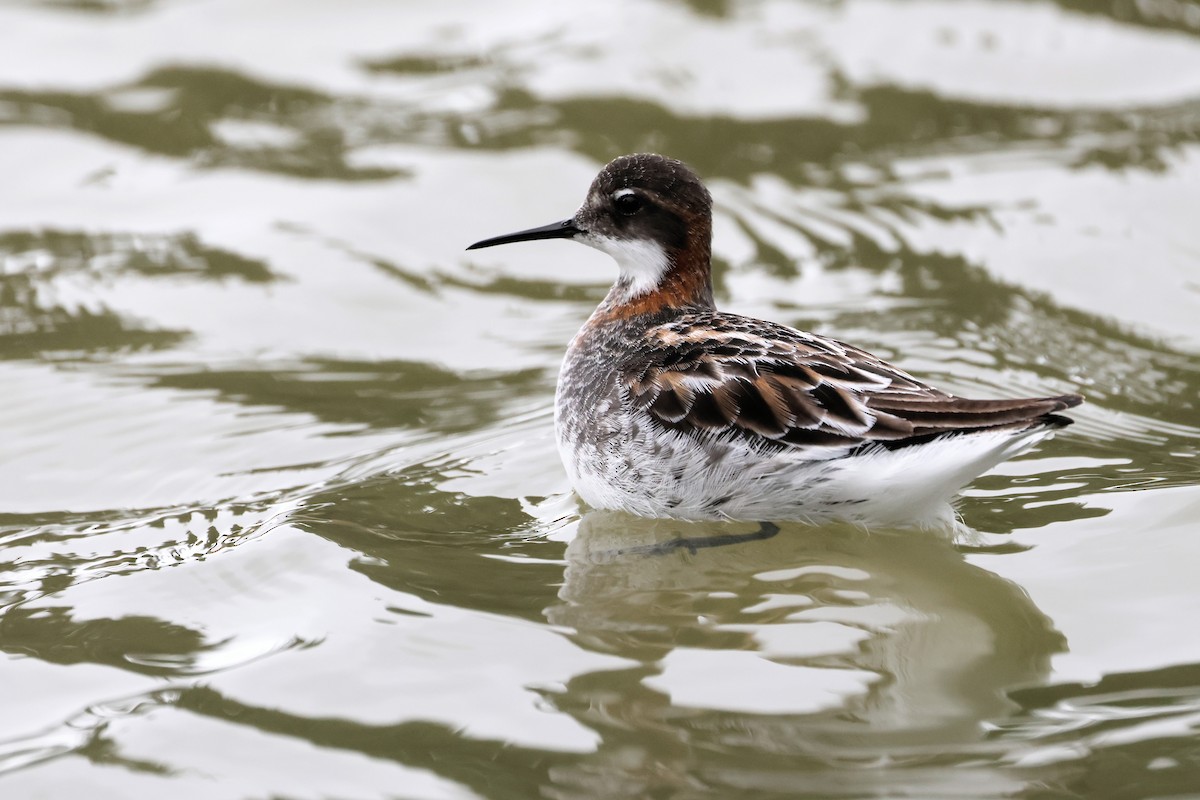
top-left (2, 2), bottom-right (1199, 798)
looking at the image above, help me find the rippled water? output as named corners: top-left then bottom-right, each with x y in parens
top-left (1, 1), bottom-right (1198, 797)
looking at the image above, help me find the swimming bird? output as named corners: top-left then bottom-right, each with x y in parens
top-left (467, 154), bottom-right (1082, 527)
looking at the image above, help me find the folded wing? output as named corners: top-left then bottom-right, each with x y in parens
top-left (624, 313), bottom-right (1082, 453)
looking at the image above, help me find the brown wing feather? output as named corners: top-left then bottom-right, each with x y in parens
top-left (624, 313), bottom-right (1083, 452)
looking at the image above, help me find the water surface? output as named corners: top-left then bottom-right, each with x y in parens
top-left (1, 1), bottom-right (1199, 798)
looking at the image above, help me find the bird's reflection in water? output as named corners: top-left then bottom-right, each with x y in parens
top-left (542, 510), bottom-right (1065, 796)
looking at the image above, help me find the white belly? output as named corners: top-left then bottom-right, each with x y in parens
top-left (555, 409), bottom-right (1056, 528)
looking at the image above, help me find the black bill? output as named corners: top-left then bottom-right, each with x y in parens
top-left (466, 218), bottom-right (581, 250)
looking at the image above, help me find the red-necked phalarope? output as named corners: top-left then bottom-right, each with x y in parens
top-left (468, 153), bottom-right (1082, 527)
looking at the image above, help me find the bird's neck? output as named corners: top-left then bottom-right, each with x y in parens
top-left (593, 231), bottom-right (714, 321)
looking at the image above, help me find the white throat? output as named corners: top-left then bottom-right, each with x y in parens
top-left (584, 235), bottom-right (670, 300)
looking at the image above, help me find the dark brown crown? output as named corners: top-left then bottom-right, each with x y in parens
top-left (587, 154), bottom-right (712, 220)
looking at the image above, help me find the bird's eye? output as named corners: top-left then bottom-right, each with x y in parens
top-left (614, 192), bottom-right (644, 216)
